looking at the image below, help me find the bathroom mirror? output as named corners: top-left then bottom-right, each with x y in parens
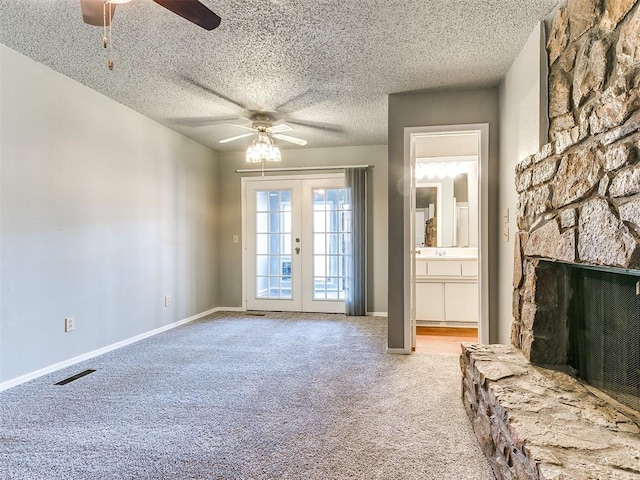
top-left (415, 160), bottom-right (478, 248)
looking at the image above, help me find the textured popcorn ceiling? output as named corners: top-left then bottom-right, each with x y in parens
top-left (0, 0), bottom-right (559, 151)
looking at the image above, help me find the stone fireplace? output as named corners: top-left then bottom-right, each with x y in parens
top-left (461, 1), bottom-right (640, 478)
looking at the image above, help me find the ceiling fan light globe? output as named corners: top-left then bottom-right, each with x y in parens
top-left (245, 147), bottom-right (262, 163)
top-left (246, 141), bottom-right (268, 163)
top-left (268, 146), bottom-right (282, 162)
top-left (246, 137), bottom-right (282, 163)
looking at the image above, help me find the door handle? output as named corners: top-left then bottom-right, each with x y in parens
top-left (295, 247), bottom-right (300, 254)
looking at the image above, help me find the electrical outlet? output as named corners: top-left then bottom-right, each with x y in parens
top-left (502, 226), bottom-right (510, 242)
top-left (233, 234), bottom-right (239, 244)
top-left (64, 317), bottom-right (75, 332)
top-left (165, 295), bottom-right (171, 307)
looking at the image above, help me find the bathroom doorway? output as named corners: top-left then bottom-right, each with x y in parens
top-left (404, 125), bottom-right (489, 352)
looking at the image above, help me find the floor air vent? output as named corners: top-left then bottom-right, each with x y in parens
top-left (55, 369), bottom-right (96, 385)
top-left (246, 312), bottom-right (266, 316)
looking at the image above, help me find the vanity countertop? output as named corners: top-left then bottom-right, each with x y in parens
top-left (416, 248), bottom-right (478, 261)
top-left (417, 255), bottom-right (478, 261)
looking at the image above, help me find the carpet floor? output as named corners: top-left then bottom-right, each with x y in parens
top-left (0, 311), bottom-right (494, 479)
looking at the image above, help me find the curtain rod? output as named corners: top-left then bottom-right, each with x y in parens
top-left (235, 164), bottom-right (372, 173)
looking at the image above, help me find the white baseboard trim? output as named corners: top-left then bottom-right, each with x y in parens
top-left (386, 347), bottom-right (411, 355)
top-left (214, 307), bottom-right (244, 312)
top-left (366, 312), bottom-right (388, 317)
top-left (0, 307), bottom-right (222, 393)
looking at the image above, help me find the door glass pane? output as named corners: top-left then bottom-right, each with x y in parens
top-left (327, 234), bottom-right (339, 254)
top-left (269, 256), bottom-right (281, 275)
top-left (281, 233), bottom-right (291, 255)
top-left (256, 213), bottom-right (268, 233)
top-left (342, 211), bottom-right (352, 232)
top-left (314, 211), bottom-right (326, 233)
top-left (312, 187), bottom-right (350, 302)
top-left (281, 255), bottom-right (292, 279)
top-left (339, 189), bottom-right (349, 208)
top-left (256, 234), bottom-right (269, 254)
top-left (269, 212), bottom-right (280, 232)
top-left (269, 277), bottom-right (281, 298)
top-left (257, 276), bottom-right (269, 298)
top-left (327, 189), bottom-right (338, 207)
top-left (256, 191), bottom-right (269, 212)
top-left (256, 255), bottom-right (268, 276)
top-left (255, 189), bottom-right (293, 300)
top-left (326, 279), bottom-right (340, 300)
top-left (268, 192), bottom-right (280, 211)
top-left (314, 256), bottom-right (326, 277)
top-left (314, 233), bottom-right (326, 254)
top-left (314, 277), bottom-right (327, 299)
top-left (269, 234), bottom-right (280, 254)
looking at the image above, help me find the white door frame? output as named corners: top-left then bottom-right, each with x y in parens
top-left (241, 173), bottom-right (345, 312)
top-left (403, 124), bottom-right (490, 350)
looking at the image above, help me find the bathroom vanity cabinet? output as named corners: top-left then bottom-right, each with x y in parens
top-left (415, 256), bottom-right (478, 327)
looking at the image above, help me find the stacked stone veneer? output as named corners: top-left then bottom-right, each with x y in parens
top-left (513, 0), bottom-right (640, 364)
top-left (462, 2), bottom-right (640, 479)
top-left (461, 343), bottom-right (640, 480)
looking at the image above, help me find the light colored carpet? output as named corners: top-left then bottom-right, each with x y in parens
top-left (0, 311), bottom-right (494, 479)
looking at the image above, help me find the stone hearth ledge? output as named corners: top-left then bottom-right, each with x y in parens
top-left (460, 343), bottom-right (640, 480)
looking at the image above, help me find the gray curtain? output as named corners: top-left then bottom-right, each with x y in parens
top-left (345, 167), bottom-right (367, 316)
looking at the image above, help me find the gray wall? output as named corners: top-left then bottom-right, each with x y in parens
top-left (217, 145), bottom-right (388, 313)
top-left (0, 45), bottom-right (219, 383)
top-left (388, 88), bottom-right (500, 349)
top-left (497, 23), bottom-right (548, 343)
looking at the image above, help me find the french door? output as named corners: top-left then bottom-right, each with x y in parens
top-left (244, 175), bottom-right (350, 313)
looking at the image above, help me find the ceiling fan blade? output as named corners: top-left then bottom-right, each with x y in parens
top-left (179, 75), bottom-right (248, 112)
top-left (274, 89), bottom-right (323, 114)
top-left (224, 123), bottom-right (257, 132)
top-left (286, 119), bottom-right (345, 134)
top-left (272, 134), bottom-right (307, 146)
top-left (81, 0), bottom-right (116, 27)
top-left (267, 124), bottom-right (293, 134)
top-left (219, 132), bottom-right (256, 144)
top-left (168, 116), bottom-right (243, 127)
top-left (152, 0), bottom-right (221, 30)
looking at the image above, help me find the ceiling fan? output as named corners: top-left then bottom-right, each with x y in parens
top-left (80, 0), bottom-right (221, 31)
top-left (170, 77), bottom-right (347, 148)
top-left (168, 77), bottom-right (346, 162)
top-left (80, 0), bottom-right (221, 69)
top-left (220, 113), bottom-right (308, 147)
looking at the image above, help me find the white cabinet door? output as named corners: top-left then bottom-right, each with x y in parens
top-left (416, 283), bottom-right (444, 321)
top-left (444, 283), bottom-right (478, 322)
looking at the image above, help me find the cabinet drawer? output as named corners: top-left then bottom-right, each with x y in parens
top-left (461, 260), bottom-right (478, 276)
top-left (427, 261), bottom-right (461, 276)
top-left (415, 260), bottom-right (428, 276)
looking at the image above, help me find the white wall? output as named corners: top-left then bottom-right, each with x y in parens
top-left (216, 145), bottom-right (388, 314)
top-left (0, 45), bottom-right (219, 384)
top-left (497, 23), bottom-right (548, 343)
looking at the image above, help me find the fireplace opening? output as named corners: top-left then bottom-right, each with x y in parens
top-left (565, 264), bottom-right (640, 412)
